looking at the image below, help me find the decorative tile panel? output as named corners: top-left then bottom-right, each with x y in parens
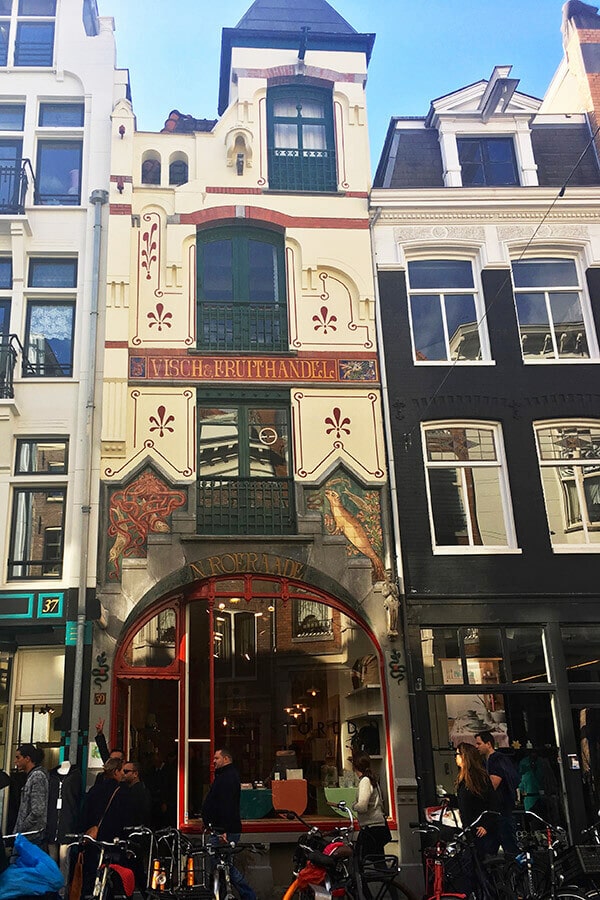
top-left (291, 389), bottom-right (386, 485)
top-left (103, 388), bottom-right (195, 480)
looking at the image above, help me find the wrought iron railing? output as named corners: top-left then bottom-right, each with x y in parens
top-left (0, 334), bottom-right (21, 399)
top-left (198, 302), bottom-right (288, 352)
top-left (0, 333), bottom-right (40, 397)
top-left (197, 477), bottom-right (296, 535)
top-left (268, 147), bottom-right (337, 192)
top-left (0, 159), bottom-right (34, 214)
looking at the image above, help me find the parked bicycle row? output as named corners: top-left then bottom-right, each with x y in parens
top-left (413, 805), bottom-right (600, 900)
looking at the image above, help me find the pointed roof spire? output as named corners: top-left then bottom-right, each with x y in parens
top-left (219, 0), bottom-right (374, 114)
top-left (235, 0), bottom-right (357, 35)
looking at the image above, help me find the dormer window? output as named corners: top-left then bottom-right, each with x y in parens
top-left (457, 137), bottom-right (519, 187)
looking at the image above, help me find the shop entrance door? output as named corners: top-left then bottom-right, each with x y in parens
top-left (116, 679), bottom-right (179, 827)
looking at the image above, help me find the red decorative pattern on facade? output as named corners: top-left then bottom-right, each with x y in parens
top-left (141, 220), bottom-right (158, 280)
top-left (107, 470), bottom-right (186, 580)
top-left (148, 405), bottom-right (175, 437)
top-left (258, 96), bottom-right (267, 186)
top-left (334, 100), bottom-right (349, 190)
top-left (324, 407), bottom-right (351, 438)
top-left (236, 65), bottom-right (362, 84)
top-left (312, 305), bottom-right (338, 334)
top-left (184, 206), bottom-right (369, 230)
top-left (147, 302), bottom-right (173, 331)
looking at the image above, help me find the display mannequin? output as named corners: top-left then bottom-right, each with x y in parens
top-left (47, 759), bottom-right (82, 885)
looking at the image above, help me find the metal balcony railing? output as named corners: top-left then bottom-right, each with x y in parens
top-left (0, 159), bottom-right (34, 215)
top-left (198, 302), bottom-right (288, 352)
top-left (0, 334), bottom-right (21, 399)
top-left (0, 333), bottom-right (40, 397)
top-left (197, 477), bottom-right (296, 535)
top-left (268, 147), bottom-right (337, 192)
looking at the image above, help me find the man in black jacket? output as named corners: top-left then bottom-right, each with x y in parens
top-left (201, 748), bottom-right (256, 900)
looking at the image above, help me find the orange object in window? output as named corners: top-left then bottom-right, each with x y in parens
top-left (271, 778), bottom-right (308, 816)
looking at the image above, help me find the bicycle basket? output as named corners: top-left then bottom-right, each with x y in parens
top-left (557, 845), bottom-right (600, 881)
top-left (175, 888), bottom-right (214, 900)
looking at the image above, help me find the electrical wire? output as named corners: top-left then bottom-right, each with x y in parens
top-left (398, 122), bottom-right (600, 445)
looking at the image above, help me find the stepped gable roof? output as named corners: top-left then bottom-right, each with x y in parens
top-left (219, 0), bottom-right (374, 114)
top-left (236, 0), bottom-right (357, 34)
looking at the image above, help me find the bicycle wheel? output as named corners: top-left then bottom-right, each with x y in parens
top-left (504, 858), bottom-right (550, 900)
top-left (360, 873), bottom-right (418, 900)
top-left (555, 890), bottom-right (594, 900)
top-left (281, 880), bottom-right (316, 900)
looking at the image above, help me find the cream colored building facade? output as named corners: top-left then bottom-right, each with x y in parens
top-left (93, 0), bottom-right (417, 871)
top-left (0, 0), bottom-right (127, 828)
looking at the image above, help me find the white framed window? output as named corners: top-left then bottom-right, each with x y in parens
top-left (0, 0), bottom-right (56, 68)
top-left (407, 258), bottom-right (490, 363)
top-left (422, 422), bottom-right (518, 553)
top-left (511, 258), bottom-right (597, 362)
top-left (535, 421), bottom-right (600, 551)
top-left (23, 256), bottom-right (77, 377)
top-left (457, 136), bottom-right (520, 187)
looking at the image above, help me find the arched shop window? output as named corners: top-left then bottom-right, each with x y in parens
top-left (114, 576), bottom-right (392, 829)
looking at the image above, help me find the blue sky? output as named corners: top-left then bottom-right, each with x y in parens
top-left (98, 0), bottom-right (567, 169)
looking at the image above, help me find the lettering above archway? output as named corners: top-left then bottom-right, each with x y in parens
top-left (190, 552), bottom-right (306, 581)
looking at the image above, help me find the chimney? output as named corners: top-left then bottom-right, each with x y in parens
top-left (562, 1), bottom-right (600, 155)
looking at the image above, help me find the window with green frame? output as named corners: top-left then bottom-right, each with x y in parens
top-left (267, 84), bottom-right (337, 192)
top-left (197, 395), bottom-right (295, 535)
top-left (197, 226), bottom-right (288, 352)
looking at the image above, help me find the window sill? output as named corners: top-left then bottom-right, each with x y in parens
top-left (187, 348), bottom-right (298, 357)
top-left (262, 189), bottom-right (345, 197)
top-left (414, 360), bottom-right (496, 366)
top-left (0, 397), bottom-right (20, 415)
top-left (550, 545), bottom-right (600, 553)
top-left (432, 546), bottom-right (522, 555)
top-left (521, 358), bottom-right (600, 364)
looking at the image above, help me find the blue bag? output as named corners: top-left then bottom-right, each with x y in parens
top-left (0, 833), bottom-right (64, 898)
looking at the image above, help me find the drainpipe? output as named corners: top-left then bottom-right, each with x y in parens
top-left (69, 188), bottom-right (108, 764)
top-left (369, 207), bottom-right (405, 596)
top-left (369, 205), bottom-right (422, 840)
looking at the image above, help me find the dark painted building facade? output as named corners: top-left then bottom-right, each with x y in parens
top-left (372, 45), bottom-right (600, 836)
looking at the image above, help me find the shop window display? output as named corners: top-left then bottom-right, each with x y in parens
top-left (114, 579), bottom-right (390, 828)
top-left (420, 626), bottom-right (560, 804)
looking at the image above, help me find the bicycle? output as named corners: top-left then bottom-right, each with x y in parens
top-left (202, 826), bottom-right (264, 900)
top-left (144, 825), bottom-right (209, 896)
top-left (412, 812), bottom-right (511, 900)
top-left (278, 803), bottom-right (415, 900)
top-left (66, 832), bottom-right (138, 900)
top-left (501, 810), bottom-right (591, 900)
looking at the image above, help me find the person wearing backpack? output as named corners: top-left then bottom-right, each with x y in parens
top-left (475, 731), bottom-right (519, 855)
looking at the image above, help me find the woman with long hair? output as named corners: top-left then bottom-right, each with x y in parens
top-left (351, 752), bottom-right (391, 863)
top-left (455, 742), bottom-right (497, 854)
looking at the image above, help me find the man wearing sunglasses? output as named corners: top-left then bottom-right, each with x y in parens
top-left (122, 761), bottom-right (151, 826)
